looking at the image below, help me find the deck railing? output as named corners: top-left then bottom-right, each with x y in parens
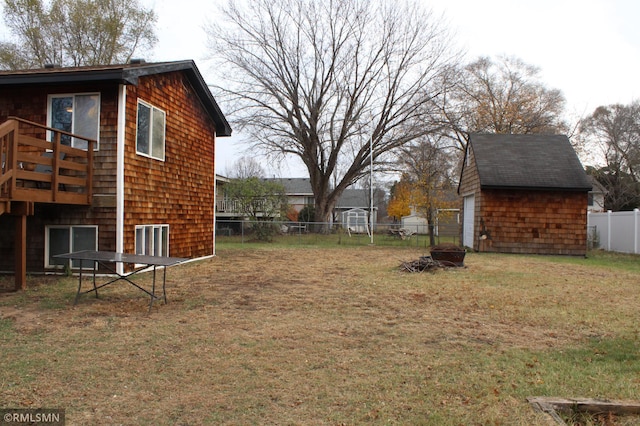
top-left (0, 116), bottom-right (94, 206)
top-left (216, 198), bottom-right (242, 213)
top-left (216, 197), bottom-right (269, 214)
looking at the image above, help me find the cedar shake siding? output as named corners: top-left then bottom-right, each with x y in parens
top-left (0, 61), bottom-right (230, 274)
top-left (478, 189), bottom-right (588, 255)
top-left (458, 134), bottom-right (592, 256)
top-left (0, 83), bottom-right (120, 272)
top-left (122, 71), bottom-right (217, 258)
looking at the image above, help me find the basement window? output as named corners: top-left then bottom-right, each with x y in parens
top-left (46, 226), bottom-right (98, 269)
top-left (136, 100), bottom-right (166, 161)
top-left (135, 224), bottom-right (169, 257)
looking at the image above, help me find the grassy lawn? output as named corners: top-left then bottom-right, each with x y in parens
top-left (1, 247), bottom-right (639, 425)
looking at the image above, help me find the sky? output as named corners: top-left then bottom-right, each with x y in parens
top-left (150, 0), bottom-right (640, 175)
top-left (3, 0), bottom-right (639, 174)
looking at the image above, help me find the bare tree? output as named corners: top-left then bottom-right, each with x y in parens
top-left (226, 156), bottom-right (266, 179)
top-left (0, 0), bottom-right (157, 69)
top-left (586, 165), bottom-right (640, 211)
top-left (580, 102), bottom-right (640, 210)
top-left (439, 55), bottom-right (568, 150)
top-left (396, 134), bottom-right (456, 245)
top-left (580, 102), bottom-right (640, 182)
top-left (206, 0), bottom-right (459, 226)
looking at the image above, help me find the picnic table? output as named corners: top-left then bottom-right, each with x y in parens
top-left (282, 224), bottom-right (307, 234)
top-left (388, 228), bottom-right (415, 240)
top-left (55, 250), bottom-right (187, 312)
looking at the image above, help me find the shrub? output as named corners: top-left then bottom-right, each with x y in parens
top-left (298, 205), bottom-right (315, 223)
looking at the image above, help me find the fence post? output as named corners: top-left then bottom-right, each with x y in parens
top-left (635, 209), bottom-right (639, 254)
top-left (606, 210), bottom-right (612, 251)
top-left (587, 211), bottom-right (591, 250)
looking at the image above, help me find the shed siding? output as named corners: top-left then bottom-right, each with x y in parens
top-left (479, 189), bottom-right (588, 255)
top-left (122, 71), bottom-right (216, 258)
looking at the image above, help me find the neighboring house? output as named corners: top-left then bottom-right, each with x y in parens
top-left (268, 179), bottom-right (379, 224)
top-left (587, 175), bottom-right (607, 212)
top-left (215, 176), bottom-right (379, 227)
top-left (0, 60), bottom-right (231, 288)
top-left (215, 174), bottom-right (235, 218)
top-left (215, 176), bottom-right (314, 221)
top-left (216, 177), bottom-right (313, 214)
top-left (458, 134), bottom-right (592, 255)
top-left (271, 178), bottom-right (315, 214)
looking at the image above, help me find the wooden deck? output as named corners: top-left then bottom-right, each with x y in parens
top-left (0, 117), bottom-right (95, 289)
top-left (1, 117), bottom-right (94, 211)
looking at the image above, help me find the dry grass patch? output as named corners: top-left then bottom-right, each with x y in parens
top-left (1, 247), bottom-right (639, 425)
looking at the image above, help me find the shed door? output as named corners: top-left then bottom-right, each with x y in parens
top-left (463, 195), bottom-right (475, 248)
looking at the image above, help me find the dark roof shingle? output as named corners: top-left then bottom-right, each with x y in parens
top-left (264, 178), bottom-right (313, 194)
top-left (335, 189), bottom-right (369, 208)
top-left (0, 60), bottom-right (232, 137)
top-left (469, 133), bottom-right (592, 191)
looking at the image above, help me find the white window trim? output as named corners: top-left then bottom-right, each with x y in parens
top-left (465, 143), bottom-right (471, 167)
top-left (135, 224), bottom-right (170, 257)
top-left (135, 99), bottom-right (166, 161)
top-left (45, 225), bottom-right (98, 269)
top-left (47, 93), bottom-right (101, 151)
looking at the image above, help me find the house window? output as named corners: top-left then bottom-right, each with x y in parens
top-left (135, 225), bottom-right (169, 257)
top-left (305, 196), bottom-right (315, 206)
top-left (48, 93), bottom-right (100, 150)
top-left (46, 226), bottom-right (97, 268)
top-left (136, 100), bottom-right (166, 161)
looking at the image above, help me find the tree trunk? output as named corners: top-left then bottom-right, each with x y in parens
top-left (314, 198), bottom-right (334, 233)
top-left (427, 206), bottom-right (436, 247)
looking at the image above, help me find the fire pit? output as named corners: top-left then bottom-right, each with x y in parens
top-left (429, 243), bottom-right (466, 267)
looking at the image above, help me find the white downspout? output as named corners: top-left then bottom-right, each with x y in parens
top-left (213, 134), bottom-right (217, 256)
top-left (116, 84), bottom-right (127, 274)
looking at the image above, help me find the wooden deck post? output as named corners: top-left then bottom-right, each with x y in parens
top-left (15, 213), bottom-right (27, 291)
top-left (1, 117), bottom-right (95, 289)
top-left (11, 201), bottom-right (33, 291)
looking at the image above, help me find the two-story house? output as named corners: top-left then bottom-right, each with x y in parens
top-left (0, 60), bottom-right (231, 289)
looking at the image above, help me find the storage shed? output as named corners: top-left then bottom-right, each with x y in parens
top-left (458, 134), bottom-right (592, 255)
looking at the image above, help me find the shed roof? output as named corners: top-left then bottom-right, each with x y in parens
top-left (468, 133), bottom-right (592, 191)
top-left (0, 60), bottom-right (232, 137)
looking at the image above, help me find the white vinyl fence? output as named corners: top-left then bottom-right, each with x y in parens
top-left (588, 209), bottom-right (640, 254)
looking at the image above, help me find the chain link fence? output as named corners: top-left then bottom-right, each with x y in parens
top-left (216, 219), bottom-right (459, 248)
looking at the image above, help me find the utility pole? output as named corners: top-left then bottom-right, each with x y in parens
top-left (370, 137), bottom-right (374, 245)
